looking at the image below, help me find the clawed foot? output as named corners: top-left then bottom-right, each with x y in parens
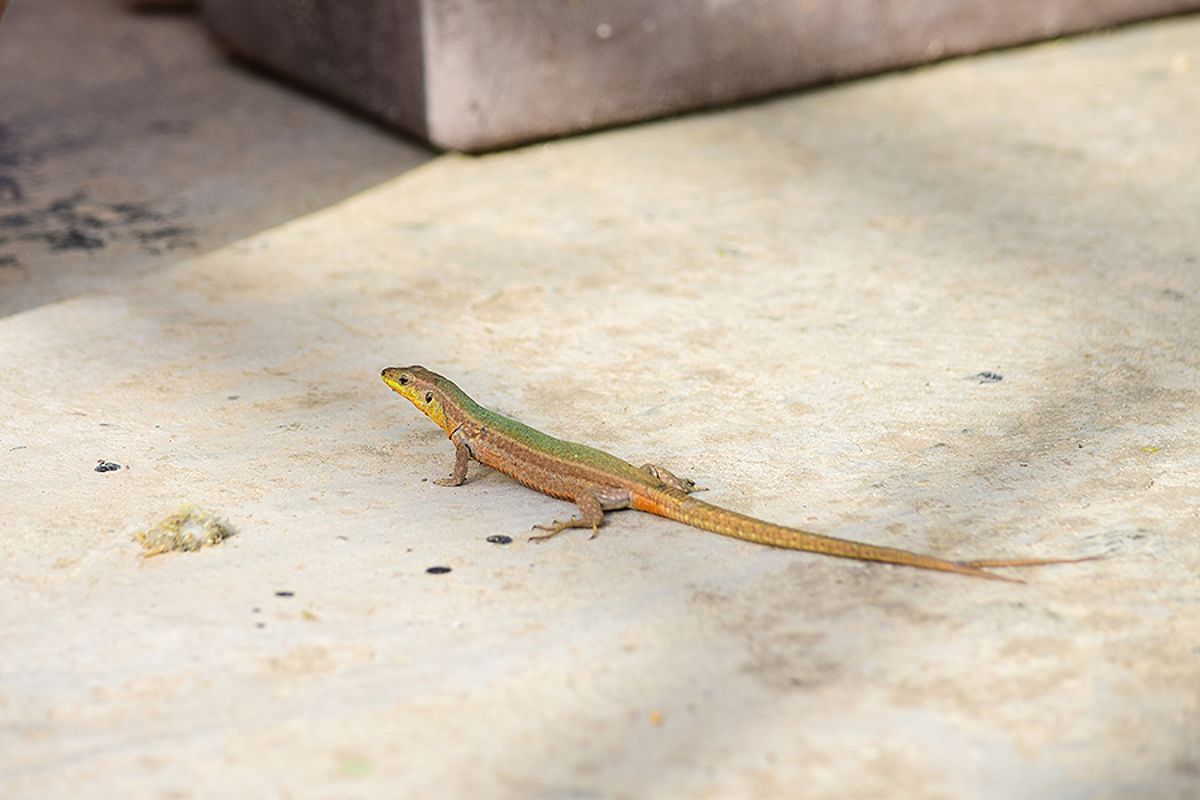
top-left (530, 518), bottom-right (600, 542)
top-left (529, 521), bottom-right (568, 542)
top-left (642, 464), bottom-right (707, 493)
top-left (672, 476), bottom-right (708, 493)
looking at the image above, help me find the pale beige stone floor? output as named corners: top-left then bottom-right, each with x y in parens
top-left (1, 4), bottom-right (1198, 799)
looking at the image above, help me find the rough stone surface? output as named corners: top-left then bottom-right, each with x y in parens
top-left (2, 6), bottom-right (1199, 799)
top-left (204, 0), bottom-right (1200, 151)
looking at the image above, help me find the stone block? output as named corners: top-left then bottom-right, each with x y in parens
top-left (203, 0), bottom-right (1200, 151)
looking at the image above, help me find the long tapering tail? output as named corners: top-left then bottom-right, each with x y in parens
top-left (632, 489), bottom-right (1080, 581)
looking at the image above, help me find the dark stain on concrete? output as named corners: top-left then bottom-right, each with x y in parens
top-left (0, 191), bottom-right (197, 265)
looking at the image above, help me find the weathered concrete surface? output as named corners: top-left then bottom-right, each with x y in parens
top-left (2, 7), bottom-right (1199, 800)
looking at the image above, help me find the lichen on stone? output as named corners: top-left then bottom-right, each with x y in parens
top-left (135, 505), bottom-right (235, 557)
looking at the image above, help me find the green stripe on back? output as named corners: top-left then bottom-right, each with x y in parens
top-left (471, 404), bottom-right (650, 481)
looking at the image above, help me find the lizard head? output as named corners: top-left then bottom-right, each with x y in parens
top-left (381, 365), bottom-right (456, 433)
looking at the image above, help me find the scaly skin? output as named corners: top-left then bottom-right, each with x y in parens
top-left (382, 366), bottom-right (1089, 581)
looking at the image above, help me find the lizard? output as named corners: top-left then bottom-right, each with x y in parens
top-left (382, 365), bottom-right (1088, 581)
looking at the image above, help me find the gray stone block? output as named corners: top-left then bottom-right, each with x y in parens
top-left (203, 0), bottom-right (1200, 151)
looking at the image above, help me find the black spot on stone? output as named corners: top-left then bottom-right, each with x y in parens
top-left (486, 535), bottom-right (513, 545)
top-left (111, 202), bottom-right (166, 225)
top-left (425, 566), bottom-right (452, 575)
top-left (274, 591), bottom-right (295, 598)
top-left (974, 371), bottom-right (1003, 383)
top-left (94, 461), bottom-right (122, 472)
top-left (0, 212), bottom-right (30, 230)
top-left (135, 225), bottom-right (195, 247)
top-left (36, 228), bottom-right (105, 251)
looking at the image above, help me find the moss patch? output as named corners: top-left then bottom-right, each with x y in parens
top-left (135, 505), bottom-right (235, 557)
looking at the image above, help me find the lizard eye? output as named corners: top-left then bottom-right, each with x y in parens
top-left (398, 375), bottom-right (409, 385)
top-left (425, 391), bottom-right (434, 403)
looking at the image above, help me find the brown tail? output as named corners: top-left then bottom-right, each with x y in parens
top-left (634, 490), bottom-right (1091, 581)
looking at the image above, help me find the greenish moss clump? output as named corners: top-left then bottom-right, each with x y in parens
top-left (135, 505), bottom-right (235, 557)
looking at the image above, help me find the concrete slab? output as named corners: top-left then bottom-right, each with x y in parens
top-left (2, 7), bottom-right (1199, 800)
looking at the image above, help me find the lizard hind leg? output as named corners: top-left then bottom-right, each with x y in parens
top-left (641, 463), bottom-right (706, 493)
top-left (530, 487), bottom-right (631, 542)
top-left (530, 492), bottom-right (606, 541)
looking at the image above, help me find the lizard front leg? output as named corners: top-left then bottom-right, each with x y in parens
top-left (433, 443), bottom-right (471, 487)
